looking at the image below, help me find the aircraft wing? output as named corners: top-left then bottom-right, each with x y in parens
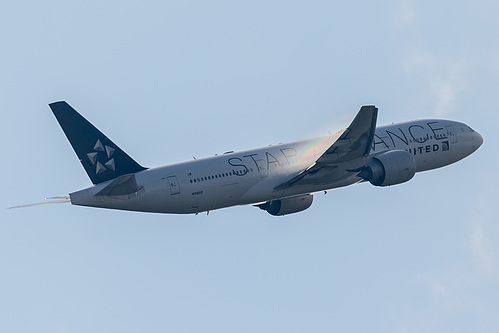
top-left (274, 105), bottom-right (378, 190)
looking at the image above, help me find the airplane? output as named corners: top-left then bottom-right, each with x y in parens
top-left (39, 101), bottom-right (482, 216)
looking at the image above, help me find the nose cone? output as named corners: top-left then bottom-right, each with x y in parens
top-left (472, 131), bottom-right (483, 151)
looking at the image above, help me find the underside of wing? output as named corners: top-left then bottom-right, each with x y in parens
top-left (275, 105), bottom-right (378, 190)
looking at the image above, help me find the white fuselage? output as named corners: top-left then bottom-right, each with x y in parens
top-left (70, 119), bottom-right (482, 214)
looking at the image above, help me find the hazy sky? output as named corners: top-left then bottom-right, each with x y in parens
top-left (2, 1), bottom-right (498, 332)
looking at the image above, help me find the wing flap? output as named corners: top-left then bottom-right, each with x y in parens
top-left (274, 105), bottom-right (378, 190)
top-left (316, 105), bottom-right (378, 165)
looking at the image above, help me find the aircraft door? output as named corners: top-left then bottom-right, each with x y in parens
top-left (255, 159), bottom-right (268, 178)
top-left (446, 126), bottom-right (458, 144)
top-left (167, 176), bottom-right (180, 195)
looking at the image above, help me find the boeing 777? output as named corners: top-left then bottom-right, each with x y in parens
top-left (35, 102), bottom-right (482, 215)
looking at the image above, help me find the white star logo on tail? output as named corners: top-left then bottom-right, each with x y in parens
top-left (87, 139), bottom-right (115, 174)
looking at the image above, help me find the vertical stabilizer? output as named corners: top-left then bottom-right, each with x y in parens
top-left (49, 101), bottom-right (147, 184)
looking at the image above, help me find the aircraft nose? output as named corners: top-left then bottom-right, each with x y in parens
top-left (472, 131), bottom-right (483, 151)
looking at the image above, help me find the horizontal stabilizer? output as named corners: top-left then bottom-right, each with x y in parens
top-left (95, 174), bottom-right (143, 197)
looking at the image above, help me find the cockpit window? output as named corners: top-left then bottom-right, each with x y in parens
top-left (468, 126), bottom-right (475, 132)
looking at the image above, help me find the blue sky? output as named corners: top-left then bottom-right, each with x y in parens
top-left (1, 1), bottom-right (498, 332)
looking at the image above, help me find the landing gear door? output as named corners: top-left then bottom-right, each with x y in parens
top-left (167, 176), bottom-right (180, 195)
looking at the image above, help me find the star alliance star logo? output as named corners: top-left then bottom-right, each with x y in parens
top-left (87, 139), bottom-right (115, 175)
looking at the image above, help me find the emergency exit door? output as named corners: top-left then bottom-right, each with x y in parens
top-left (167, 176), bottom-right (180, 195)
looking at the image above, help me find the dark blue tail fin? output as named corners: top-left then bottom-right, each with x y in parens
top-left (49, 101), bottom-right (147, 184)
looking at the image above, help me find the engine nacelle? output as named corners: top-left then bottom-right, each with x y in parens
top-left (360, 150), bottom-right (416, 186)
top-left (258, 194), bottom-right (313, 216)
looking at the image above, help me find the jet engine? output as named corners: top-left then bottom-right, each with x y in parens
top-left (258, 194), bottom-right (313, 216)
top-left (359, 150), bottom-right (416, 186)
